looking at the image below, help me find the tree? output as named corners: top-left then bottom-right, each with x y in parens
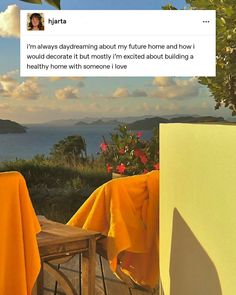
top-left (50, 135), bottom-right (87, 166)
top-left (163, 1), bottom-right (236, 115)
top-left (19, 0), bottom-right (60, 9)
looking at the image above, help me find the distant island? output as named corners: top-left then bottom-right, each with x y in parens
top-left (36, 115), bottom-right (236, 128)
top-left (127, 116), bottom-right (228, 130)
top-left (75, 119), bottom-right (123, 126)
top-left (41, 116), bottom-right (156, 126)
top-left (0, 119), bottom-right (26, 134)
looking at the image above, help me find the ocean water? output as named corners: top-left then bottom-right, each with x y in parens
top-left (0, 124), bottom-right (152, 161)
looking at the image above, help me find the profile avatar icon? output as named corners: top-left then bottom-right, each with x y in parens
top-left (28, 13), bottom-right (44, 31)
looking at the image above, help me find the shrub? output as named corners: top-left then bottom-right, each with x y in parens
top-left (100, 125), bottom-right (159, 175)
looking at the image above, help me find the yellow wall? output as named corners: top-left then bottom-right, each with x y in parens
top-left (160, 124), bottom-right (236, 295)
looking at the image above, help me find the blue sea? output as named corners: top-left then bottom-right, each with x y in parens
top-left (0, 124), bottom-right (152, 161)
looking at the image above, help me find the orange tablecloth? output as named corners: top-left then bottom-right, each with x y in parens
top-left (68, 170), bottom-right (159, 288)
top-left (0, 171), bottom-right (41, 295)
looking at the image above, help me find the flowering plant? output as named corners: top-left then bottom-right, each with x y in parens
top-left (100, 125), bottom-right (159, 175)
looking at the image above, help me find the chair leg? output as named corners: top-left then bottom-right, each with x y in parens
top-left (79, 254), bottom-right (82, 295)
top-left (53, 264), bottom-right (60, 295)
top-left (99, 255), bottom-right (108, 295)
top-left (44, 262), bottom-right (77, 295)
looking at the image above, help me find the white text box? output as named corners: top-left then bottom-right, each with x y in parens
top-left (20, 10), bottom-right (216, 77)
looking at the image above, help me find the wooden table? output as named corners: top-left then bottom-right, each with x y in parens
top-left (33, 216), bottom-right (101, 295)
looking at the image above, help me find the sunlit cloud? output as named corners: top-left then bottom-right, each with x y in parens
top-left (151, 77), bottom-right (199, 99)
top-left (12, 79), bottom-right (41, 100)
top-left (153, 77), bottom-right (174, 87)
top-left (0, 5), bottom-right (20, 38)
top-left (112, 87), bottom-right (130, 98)
top-left (49, 77), bottom-right (84, 82)
top-left (0, 74), bottom-right (41, 100)
top-left (0, 103), bottom-right (11, 112)
top-left (0, 74), bottom-right (17, 94)
top-left (4, 69), bottom-right (19, 77)
top-left (112, 87), bottom-right (148, 98)
top-left (55, 86), bottom-right (80, 100)
top-left (26, 105), bottom-right (60, 113)
top-left (27, 106), bottom-right (46, 113)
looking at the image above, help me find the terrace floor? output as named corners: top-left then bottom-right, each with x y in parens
top-left (43, 254), bottom-right (159, 295)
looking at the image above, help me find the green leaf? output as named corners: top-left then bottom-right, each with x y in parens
top-left (220, 17), bottom-right (226, 24)
top-left (172, 0), bottom-right (236, 115)
top-left (45, 0), bottom-right (61, 9)
top-left (162, 4), bottom-right (177, 10)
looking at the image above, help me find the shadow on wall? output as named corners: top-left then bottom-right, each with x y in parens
top-left (169, 209), bottom-right (222, 295)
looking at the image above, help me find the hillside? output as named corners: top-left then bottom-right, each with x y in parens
top-left (0, 119), bottom-right (26, 134)
top-left (127, 116), bottom-right (227, 130)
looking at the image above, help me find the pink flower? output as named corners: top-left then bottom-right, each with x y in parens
top-left (154, 163), bottom-right (160, 170)
top-left (140, 154), bottom-right (148, 164)
top-left (116, 163), bottom-right (126, 174)
top-left (143, 169), bottom-right (149, 174)
top-left (137, 131), bottom-right (143, 138)
top-left (100, 142), bottom-right (108, 152)
top-left (106, 163), bottom-right (112, 173)
top-left (134, 149), bottom-right (148, 164)
top-left (134, 149), bottom-right (142, 157)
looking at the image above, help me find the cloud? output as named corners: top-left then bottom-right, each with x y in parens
top-left (142, 102), bottom-right (150, 112)
top-left (49, 77), bottom-right (63, 82)
top-left (151, 77), bottom-right (199, 99)
top-left (131, 89), bottom-right (148, 97)
top-left (0, 5), bottom-right (20, 38)
top-left (112, 87), bottom-right (148, 98)
top-left (153, 77), bottom-right (174, 87)
top-left (26, 105), bottom-right (60, 113)
top-left (12, 79), bottom-right (41, 100)
top-left (49, 77), bottom-right (84, 82)
top-left (112, 87), bottom-right (130, 98)
top-left (0, 75), bottom-right (17, 95)
top-left (27, 106), bottom-right (44, 113)
top-left (4, 69), bottom-right (19, 77)
top-left (55, 86), bottom-right (80, 100)
top-left (0, 103), bottom-right (11, 112)
top-left (0, 73), bottom-right (41, 100)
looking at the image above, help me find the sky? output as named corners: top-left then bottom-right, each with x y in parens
top-left (0, 0), bottom-right (232, 124)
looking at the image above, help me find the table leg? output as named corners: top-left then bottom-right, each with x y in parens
top-left (82, 238), bottom-right (96, 295)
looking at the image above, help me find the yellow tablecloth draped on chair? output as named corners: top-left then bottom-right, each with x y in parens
top-left (68, 170), bottom-right (159, 288)
top-left (0, 171), bottom-right (41, 295)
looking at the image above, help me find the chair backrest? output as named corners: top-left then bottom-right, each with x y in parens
top-left (0, 171), bottom-right (41, 295)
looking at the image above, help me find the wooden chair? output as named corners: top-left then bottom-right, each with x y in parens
top-left (96, 239), bottom-right (156, 293)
